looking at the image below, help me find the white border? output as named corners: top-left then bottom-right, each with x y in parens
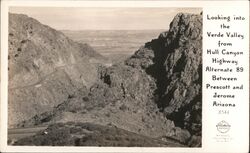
top-left (1, 0), bottom-right (249, 152)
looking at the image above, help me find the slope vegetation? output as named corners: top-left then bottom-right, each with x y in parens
top-left (8, 13), bottom-right (106, 127)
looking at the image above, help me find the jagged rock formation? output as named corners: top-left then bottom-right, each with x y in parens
top-left (159, 13), bottom-right (202, 136)
top-left (8, 13), bottom-right (107, 127)
top-left (144, 13), bottom-right (202, 135)
top-left (126, 13), bottom-right (202, 136)
top-left (11, 12), bottom-right (202, 147)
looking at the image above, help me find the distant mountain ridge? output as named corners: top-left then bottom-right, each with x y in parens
top-left (8, 13), bottom-right (107, 127)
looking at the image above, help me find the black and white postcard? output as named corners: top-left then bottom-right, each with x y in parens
top-left (0, 0), bottom-right (249, 153)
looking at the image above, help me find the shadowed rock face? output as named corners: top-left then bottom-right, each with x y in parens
top-left (127, 13), bottom-right (202, 135)
top-left (8, 13), bottom-right (106, 127)
top-left (156, 13), bottom-right (202, 135)
top-left (11, 12), bottom-right (202, 147)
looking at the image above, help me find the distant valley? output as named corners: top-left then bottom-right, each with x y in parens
top-left (62, 30), bottom-right (163, 64)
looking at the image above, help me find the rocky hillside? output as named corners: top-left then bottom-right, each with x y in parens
top-left (8, 13), bottom-right (107, 127)
top-left (16, 12), bottom-right (202, 147)
top-left (13, 122), bottom-right (185, 147)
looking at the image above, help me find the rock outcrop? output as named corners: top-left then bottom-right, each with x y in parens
top-left (8, 13), bottom-right (106, 127)
top-left (148, 13), bottom-right (202, 135)
top-left (11, 12), bottom-right (202, 147)
top-left (126, 13), bottom-right (202, 136)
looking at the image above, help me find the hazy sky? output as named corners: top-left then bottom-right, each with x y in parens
top-left (9, 7), bottom-right (201, 30)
